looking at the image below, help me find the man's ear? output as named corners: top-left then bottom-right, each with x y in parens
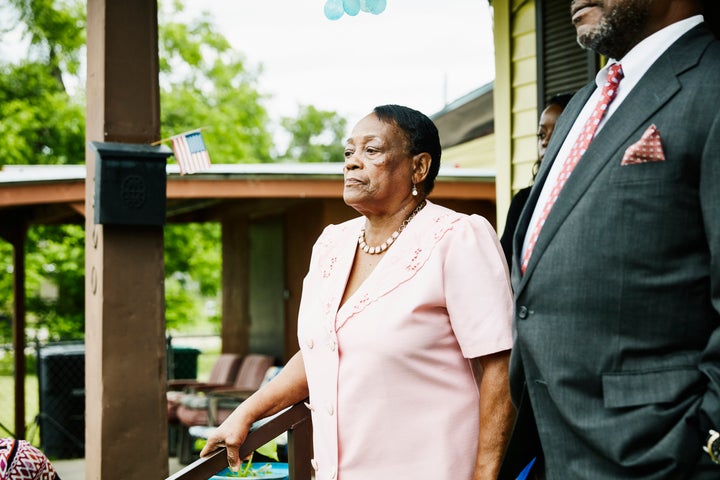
top-left (412, 152), bottom-right (431, 185)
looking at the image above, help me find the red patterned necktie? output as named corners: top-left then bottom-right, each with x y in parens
top-left (521, 63), bottom-right (624, 274)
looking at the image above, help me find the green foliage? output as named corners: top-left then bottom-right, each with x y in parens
top-left (0, 0), bottom-right (85, 165)
top-left (24, 225), bottom-right (85, 341)
top-left (158, 3), bottom-right (274, 163)
top-left (0, 241), bottom-right (12, 342)
top-left (164, 223), bottom-right (221, 331)
top-left (6, 0), bottom-right (85, 75)
top-left (280, 105), bottom-right (348, 163)
top-left (0, 67), bottom-right (85, 164)
top-left (0, 351), bottom-right (37, 376)
top-left (0, 0), bottom-right (348, 342)
top-left (0, 225), bottom-right (84, 345)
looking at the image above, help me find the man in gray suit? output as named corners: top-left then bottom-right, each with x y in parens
top-left (503, 0), bottom-right (720, 478)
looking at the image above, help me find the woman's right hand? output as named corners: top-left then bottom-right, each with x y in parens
top-left (199, 407), bottom-right (254, 472)
top-left (200, 351), bottom-right (309, 471)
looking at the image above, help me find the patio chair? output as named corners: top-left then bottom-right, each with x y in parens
top-left (167, 353), bottom-right (243, 422)
top-left (175, 353), bottom-right (276, 463)
top-left (206, 365), bottom-right (283, 425)
top-left (167, 353), bottom-right (243, 456)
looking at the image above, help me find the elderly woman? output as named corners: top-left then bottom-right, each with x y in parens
top-left (201, 105), bottom-right (515, 479)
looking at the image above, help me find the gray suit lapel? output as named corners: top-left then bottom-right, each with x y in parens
top-left (511, 84), bottom-right (593, 290)
top-left (514, 25), bottom-right (712, 287)
top-left (511, 86), bottom-right (593, 277)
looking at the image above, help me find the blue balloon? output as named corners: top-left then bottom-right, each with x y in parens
top-left (324, 0), bottom-right (344, 20)
top-left (343, 0), bottom-right (361, 16)
top-left (363, 0), bottom-right (386, 15)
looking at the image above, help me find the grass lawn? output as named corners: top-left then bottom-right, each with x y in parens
top-left (196, 352), bottom-right (219, 381)
top-left (0, 374), bottom-right (41, 444)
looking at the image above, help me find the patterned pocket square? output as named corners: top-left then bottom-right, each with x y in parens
top-left (621, 124), bottom-right (665, 165)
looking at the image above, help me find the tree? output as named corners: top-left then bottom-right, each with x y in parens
top-left (0, 0), bottom-right (85, 165)
top-left (280, 105), bottom-right (347, 163)
top-left (163, 223), bottom-right (221, 331)
top-left (0, 0), bottom-right (87, 343)
top-left (24, 225), bottom-right (85, 341)
top-left (158, 0), bottom-right (274, 163)
top-left (0, 0), bottom-right (348, 343)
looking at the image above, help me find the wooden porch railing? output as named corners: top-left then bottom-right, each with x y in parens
top-left (166, 402), bottom-right (312, 480)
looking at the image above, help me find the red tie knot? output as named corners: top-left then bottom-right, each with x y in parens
top-left (607, 63), bottom-right (624, 85)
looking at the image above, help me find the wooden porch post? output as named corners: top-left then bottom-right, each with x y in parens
top-left (85, 0), bottom-right (167, 478)
top-left (11, 227), bottom-right (26, 440)
top-left (0, 225), bottom-right (27, 439)
top-left (221, 213), bottom-right (250, 355)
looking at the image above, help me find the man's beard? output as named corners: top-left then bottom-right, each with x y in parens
top-left (576, 0), bottom-right (651, 59)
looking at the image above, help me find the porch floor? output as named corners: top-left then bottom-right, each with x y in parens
top-left (52, 456), bottom-right (185, 479)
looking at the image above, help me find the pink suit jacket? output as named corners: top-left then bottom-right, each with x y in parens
top-left (297, 201), bottom-right (514, 480)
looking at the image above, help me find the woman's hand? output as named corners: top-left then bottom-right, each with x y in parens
top-left (200, 351), bottom-right (310, 471)
top-left (200, 407), bottom-right (254, 471)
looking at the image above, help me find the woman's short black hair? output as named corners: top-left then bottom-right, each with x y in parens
top-left (546, 93), bottom-right (574, 110)
top-left (373, 104), bottom-right (442, 195)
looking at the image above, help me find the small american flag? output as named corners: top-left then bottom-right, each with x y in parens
top-left (171, 130), bottom-right (211, 175)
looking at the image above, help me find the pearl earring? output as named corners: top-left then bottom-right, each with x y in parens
top-left (412, 184), bottom-right (418, 196)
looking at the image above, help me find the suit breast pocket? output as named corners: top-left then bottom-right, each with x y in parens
top-left (608, 124), bottom-right (690, 185)
top-left (602, 367), bottom-right (703, 409)
top-left (608, 155), bottom-right (682, 184)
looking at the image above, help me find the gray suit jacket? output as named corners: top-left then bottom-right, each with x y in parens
top-left (505, 24), bottom-right (720, 479)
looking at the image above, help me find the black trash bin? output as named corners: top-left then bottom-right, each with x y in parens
top-left (37, 342), bottom-right (85, 459)
top-left (166, 345), bottom-right (201, 457)
top-left (167, 346), bottom-right (200, 380)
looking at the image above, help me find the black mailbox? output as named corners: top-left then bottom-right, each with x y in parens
top-left (91, 141), bottom-right (173, 226)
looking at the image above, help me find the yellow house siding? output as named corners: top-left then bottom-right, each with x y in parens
top-left (511, 104), bottom-right (538, 189)
top-left (510, 0), bottom-right (538, 194)
top-left (442, 134), bottom-right (496, 169)
top-left (513, 33), bottom-right (536, 62)
top-left (492, 0), bottom-right (513, 232)
top-left (494, 0), bottom-right (538, 233)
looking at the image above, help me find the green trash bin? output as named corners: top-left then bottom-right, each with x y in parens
top-left (168, 346), bottom-right (200, 380)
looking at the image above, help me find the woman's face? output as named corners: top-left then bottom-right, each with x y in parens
top-left (537, 103), bottom-right (564, 161)
top-left (343, 113), bottom-right (413, 216)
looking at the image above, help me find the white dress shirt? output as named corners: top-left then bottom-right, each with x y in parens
top-left (521, 15), bottom-right (704, 260)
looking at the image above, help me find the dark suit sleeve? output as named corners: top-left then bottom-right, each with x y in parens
top-left (698, 109), bottom-right (720, 435)
top-left (499, 187), bottom-right (532, 270)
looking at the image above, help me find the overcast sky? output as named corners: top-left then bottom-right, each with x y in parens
top-left (184, 0), bottom-right (495, 130)
top-left (0, 0), bottom-right (496, 143)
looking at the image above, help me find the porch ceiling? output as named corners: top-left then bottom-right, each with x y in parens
top-left (0, 163), bottom-right (496, 226)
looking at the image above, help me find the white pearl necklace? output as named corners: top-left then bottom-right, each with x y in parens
top-left (358, 200), bottom-right (426, 255)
